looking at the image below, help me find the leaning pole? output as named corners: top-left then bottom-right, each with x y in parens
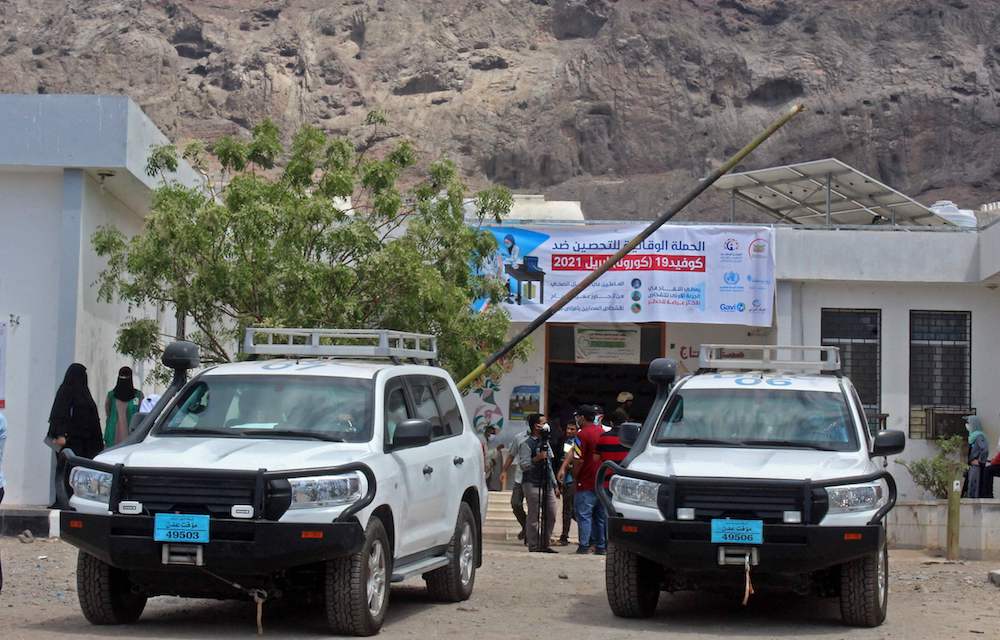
top-left (457, 103), bottom-right (806, 391)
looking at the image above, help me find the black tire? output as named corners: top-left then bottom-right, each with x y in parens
top-left (605, 542), bottom-right (660, 618)
top-left (325, 517), bottom-right (391, 637)
top-left (840, 535), bottom-right (889, 627)
top-left (76, 551), bottom-right (147, 625)
top-left (425, 502), bottom-right (477, 602)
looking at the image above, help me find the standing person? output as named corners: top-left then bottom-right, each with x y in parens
top-left (500, 422), bottom-right (532, 542)
top-left (484, 427), bottom-right (505, 491)
top-left (597, 418), bottom-right (629, 490)
top-left (964, 415), bottom-right (989, 498)
top-left (983, 436), bottom-right (1000, 499)
top-left (519, 413), bottom-right (559, 553)
top-left (104, 366), bottom-right (143, 447)
top-left (0, 410), bottom-right (7, 592)
top-left (611, 392), bottom-right (633, 427)
top-left (573, 405), bottom-right (607, 555)
top-left (47, 363), bottom-right (103, 459)
top-left (555, 417), bottom-right (580, 546)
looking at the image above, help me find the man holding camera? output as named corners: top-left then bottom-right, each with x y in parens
top-left (518, 413), bottom-right (560, 553)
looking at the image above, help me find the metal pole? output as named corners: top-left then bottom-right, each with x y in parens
top-left (825, 172), bottom-right (832, 227)
top-left (457, 103), bottom-right (806, 390)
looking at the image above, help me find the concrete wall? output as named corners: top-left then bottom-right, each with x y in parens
top-left (888, 500), bottom-right (1000, 560)
top-left (0, 169), bottom-right (65, 506)
top-left (788, 280), bottom-right (1000, 499)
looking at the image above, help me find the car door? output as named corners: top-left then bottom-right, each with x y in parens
top-left (404, 375), bottom-right (457, 547)
top-left (384, 378), bottom-right (448, 557)
top-left (428, 375), bottom-right (478, 531)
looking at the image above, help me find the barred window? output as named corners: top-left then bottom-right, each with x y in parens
top-left (821, 309), bottom-right (881, 432)
top-left (909, 311), bottom-right (972, 438)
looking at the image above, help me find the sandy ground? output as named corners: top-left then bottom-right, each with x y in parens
top-left (1, 537), bottom-right (998, 639)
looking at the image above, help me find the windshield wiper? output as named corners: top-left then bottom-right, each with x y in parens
top-left (739, 439), bottom-right (839, 451)
top-left (655, 437), bottom-right (739, 446)
top-left (239, 429), bottom-right (345, 443)
top-left (160, 427), bottom-right (238, 437)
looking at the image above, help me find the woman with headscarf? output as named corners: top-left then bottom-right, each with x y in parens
top-left (964, 415), bottom-right (989, 498)
top-left (104, 366), bottom-right (143, 447)
top-left (47, 363), bottom-right (104, 459)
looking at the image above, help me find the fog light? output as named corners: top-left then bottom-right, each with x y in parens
top-left (677, 508), bottom-right (695, 521)
top-left (783, 510), bottom-right (802, 524)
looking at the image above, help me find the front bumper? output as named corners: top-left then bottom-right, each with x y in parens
top-left (61, 512), bottom-right (365, 574)
top-left (609, 517), bottom-right (883, 573)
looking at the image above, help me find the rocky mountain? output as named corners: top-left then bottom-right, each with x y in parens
top-left (1, 0), bottom-right (998, 220)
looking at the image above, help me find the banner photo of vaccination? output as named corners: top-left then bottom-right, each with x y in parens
top-left (474, 224), bottom-right (775, 326)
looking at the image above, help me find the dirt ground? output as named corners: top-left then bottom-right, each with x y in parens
top-left (0, 537), bottom-right (998, 639)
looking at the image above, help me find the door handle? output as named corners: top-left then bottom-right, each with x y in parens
top-left (423, 465), bottom-right (434, 475)
top-left (453, 456), bottom-right (464, 466)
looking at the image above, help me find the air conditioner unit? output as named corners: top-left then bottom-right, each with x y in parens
top-left (925, 406), bottom-right (974, 439)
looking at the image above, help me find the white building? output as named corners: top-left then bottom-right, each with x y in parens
top-left (472, 163), bottom-right (1000, 501)
top-left (0, 95), bottom-right (198, 507)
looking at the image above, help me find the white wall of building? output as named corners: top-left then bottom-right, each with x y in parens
top-left (0, 168), bottom-right (66, 506)
top-left (792, 280), bottom-right (1000, 499)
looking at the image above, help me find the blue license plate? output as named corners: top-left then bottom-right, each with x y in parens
top-left (154, 513), bottom-right (210, 544)
top-left (710, 519), bottom-right (763, 545)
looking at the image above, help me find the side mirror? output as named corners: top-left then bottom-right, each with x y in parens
top-left (128, 412), bottom-right (149, 434)
top-left (648, 358), bottom-right (677, 387)
top-left (162, 340), bottom-right (200, 372)
top-left (618, 422), bottom-right (642, 448)
top-left (392, 419), bottom-right (433, 449)
top-left (872, 430), bottom-right (905, 457)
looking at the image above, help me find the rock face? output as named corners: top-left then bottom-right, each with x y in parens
top-left (1, 0), bottom-right (998, 219)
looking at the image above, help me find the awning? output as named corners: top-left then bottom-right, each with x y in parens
top-left (713, 158), bottom-right (950, 226)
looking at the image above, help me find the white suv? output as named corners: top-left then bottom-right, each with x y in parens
top-left (600, 345), bottom-right (905, 628)
top-left (61, 329), bottom-right (487, 636)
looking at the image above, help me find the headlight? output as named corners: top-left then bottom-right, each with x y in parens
top-left (826, 482), bottom-right (886, 514)
top-left (289, 473), bottom-right (364, 510)
top-left (68, 467), bottom-right (113, 504)
top-left (609, 475), bottom-right (660, 509)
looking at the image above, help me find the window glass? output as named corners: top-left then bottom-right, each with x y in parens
top-left (385, 386), bottom-right (410, 445)
top-left (157, 375), bottom-right (374, 442)
top-left (432, 377), bottom-right (463, 437)
top-left (654, 388), bottom-right (859, 452)
top-left (409, 377), bottom-right (446, 438)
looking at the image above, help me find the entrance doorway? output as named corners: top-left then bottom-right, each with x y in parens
top-left (545, 324), bottom-right (665, 430)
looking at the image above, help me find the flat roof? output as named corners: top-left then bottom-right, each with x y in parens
top-left (714, 158), bottom-right (950, 227)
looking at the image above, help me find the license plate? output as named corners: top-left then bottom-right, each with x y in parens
top-left (710, 519), bottom-right (763, 545)
top-left (154, 513), bottom-right (210, 543)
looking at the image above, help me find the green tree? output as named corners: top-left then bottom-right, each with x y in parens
top-left (93, 116), bottom-right (524, 381)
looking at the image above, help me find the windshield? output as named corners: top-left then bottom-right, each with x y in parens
top-left (155, 375), bottom-right (374, 443)
top-left (654, 387), bottom-right (859, 452)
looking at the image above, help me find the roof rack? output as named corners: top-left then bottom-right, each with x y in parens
top-left (698, 344), bottom-right (841, 373)
top-left (243, 328), bottom-right (438, 362)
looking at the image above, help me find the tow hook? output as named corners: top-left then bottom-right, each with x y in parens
top-left (717, 547), bottom-right (758, 606)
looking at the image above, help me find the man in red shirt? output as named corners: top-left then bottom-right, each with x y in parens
top-left (597, 420), bottom-right (629, 487)
top-left (572, 405), bottom-right (607, 555)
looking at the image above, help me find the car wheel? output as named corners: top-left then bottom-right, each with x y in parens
top-left (425, 502), bottom-right (477, 602)
top-left (76, 551), bottom-right (147, 625)
top-left (605, 542), bottom-right (660, 618)
top-left (325, 517), bottom-right (391, 636)
top-left (840, 534), bottom-right (888, 627)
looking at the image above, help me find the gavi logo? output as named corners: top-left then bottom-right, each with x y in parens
top-left (720, 302), bottom-right (746, 313)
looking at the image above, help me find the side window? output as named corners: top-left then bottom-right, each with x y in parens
top-left (384, 385), bottom-right (411, 446)
top-left (432, 378), bottom-right (464, 437)
top-left (408, 376), bottom-right (447, 439)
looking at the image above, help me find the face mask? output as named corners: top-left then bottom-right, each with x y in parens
top-left (541, 423), bottom-right (551, 433)
top-left (486, 433), bottom-right (496, 442)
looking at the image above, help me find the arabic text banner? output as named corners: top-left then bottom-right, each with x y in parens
top-left (479, 224), bottom-right (775, 326)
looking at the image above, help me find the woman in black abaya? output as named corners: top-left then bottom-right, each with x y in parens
top-left (47, 363), bottom-right (104, 459)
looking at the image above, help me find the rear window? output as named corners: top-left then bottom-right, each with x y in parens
top-left (654, 387), bottom-right (859, 452)
top-left (156, 375), bottom-right (374, 443)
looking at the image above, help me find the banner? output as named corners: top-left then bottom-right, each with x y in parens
top-left (575, 326), bottom-right (641, 364)
top-left (476, 224), bottom-right (775, 326)
top-left (0, 321), bottom-right (6, 409)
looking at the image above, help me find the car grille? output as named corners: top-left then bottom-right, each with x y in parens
top-left (122, 472), bottom-right (257, 518)
top-left (660, 479), bottom-right (829, 524)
